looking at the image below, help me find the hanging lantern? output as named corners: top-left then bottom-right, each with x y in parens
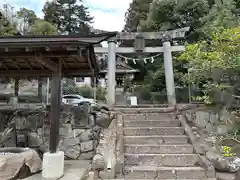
top-left (134, 33), bottom-right (145, 52)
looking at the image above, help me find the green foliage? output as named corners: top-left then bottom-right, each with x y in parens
top-left (96, 86), bottom-right (106, 101)
top-left (42, 0), bottom-right (93, 34)
top-left (178, 27), bottom-right (240, 105)
top-left (29, 19), bottom-right (57, 35)
top-left (146, 0), bottom-right (210, 41)
top-left (78, 85), bottom-right (92, 98)
top-left (200, 0), bottom-right (240, 38)
top-left (223, 146), bottom-right (234, 157)
top-left (16, 8), bottom-right (38, 34)
top-left (124, 0), bottom-right (153, 32)
top-left (122, 0), bottom-right (240, 93)
top-left (0, 13), bottom-right (17, 35)
top-left (134, 85), bottom-right (152, 100)
top-left (16, 8), bottom-right (38, 26)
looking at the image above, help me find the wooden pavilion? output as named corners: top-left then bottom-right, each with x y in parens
top-left (0, 32), bottom-right (117, 153)
top-left (99, 57), bottom-right (139, 87)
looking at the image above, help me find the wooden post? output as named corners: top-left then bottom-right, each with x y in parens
top-left (14, 78), bottom-right (19, 97)
top-left (49, 60), bottom-right (62, 153)
top-left (38, 78), bottom-right (43, 103)
top-left (13, 78), bottom-right (19, 106)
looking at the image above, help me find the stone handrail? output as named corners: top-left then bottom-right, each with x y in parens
top-left (92, 117), bottom-right (118, 179)
top-left (116, 113), bottom-right (124, 176)
top-left (178, 114), bottom-right (215, 178)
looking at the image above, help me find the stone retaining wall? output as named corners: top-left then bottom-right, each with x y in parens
top-left (185, 107), bottom-right (234, 135)
top-left (0, 104), bottom-right (111, 160)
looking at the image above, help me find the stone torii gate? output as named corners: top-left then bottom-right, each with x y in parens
top-left (94, 27), bottom-right (190, 106)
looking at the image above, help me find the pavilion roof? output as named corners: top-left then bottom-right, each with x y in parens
top-left (100, 58), bottom-right (139, 74)
top-left (0, 32), bottom-right (117, 77)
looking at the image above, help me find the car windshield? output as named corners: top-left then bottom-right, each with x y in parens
top-left (63, 95), bottom-right (82, 99)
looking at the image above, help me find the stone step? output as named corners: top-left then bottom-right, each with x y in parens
top-left (124, 135), bottom-right (189, 145)
top-left (124, 153), bottom-right (199, 166)
top-left (124, 144), bottom-right (194, 154)
top-left (123, 113), bottom-right (176, 121)
top-left (124, 120), bottom-right (180, 127)
top-left (116, 107), bottom-right (176, 114)
top-left (124, 127), bottom-right (185, 136)
top-left (114, 179), bottom-right (217, 180)
top-left (124, 166), bottom-right (207, 179)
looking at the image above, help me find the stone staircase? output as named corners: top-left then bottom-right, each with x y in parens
top-left (115, 108), bottom-right (216, 180)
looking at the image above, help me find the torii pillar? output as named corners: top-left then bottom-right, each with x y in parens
top-left (107, 40), bottom-right (116, 106)
top-left (163, 34), bottom-right (176, 106)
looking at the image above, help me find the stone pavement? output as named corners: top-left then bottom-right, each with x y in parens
top-left (24, 160), bottom-right (90, 180)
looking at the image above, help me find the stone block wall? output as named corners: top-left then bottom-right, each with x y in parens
top-left (185, 107), bottom-right (234, 135)
top-left (0, 104), bottom-right (111, 160)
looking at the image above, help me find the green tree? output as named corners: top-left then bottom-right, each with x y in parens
top-left (200, 0), bottom-right (240, 35)
top-left (16, 8), bottom-right (38, 34)
top-left (124, 0), bottom-right (153, 32)
top-left (16, 8), bottom-right (37, 25)
top-left (29, 19), bottom-right (57, 35)
top-left (42, 0), bottom-right (93, 34)
top-left (178, 27), bottom-right (240, 104)
top-left (0, 12), bottom-right (17, 35)
top-left (146, 0), bottom-right (210, 42)
top-left (123, 0), bottom-right (240, 93)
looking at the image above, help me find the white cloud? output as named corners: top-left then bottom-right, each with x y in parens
top-left (1, 0), bottom-right (131, 32)
top-left (84, 0), bottom-right (132, 31)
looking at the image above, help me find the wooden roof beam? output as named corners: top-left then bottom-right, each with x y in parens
top-left (0, 61), bottom-right (8, 70)
top-left (0, 51), bottom-right (79, 58)
top-left (9, 59), bottom-right (20, 69)
top-left (34, 53), bottom-right (57, 72)
top-left (0, 70), bottom-right (94, 77)
top-left (78, 49), bottom-right (94, 74)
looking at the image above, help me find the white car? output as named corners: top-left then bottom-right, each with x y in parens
top-left (62, 94), bottom-right (97, 106)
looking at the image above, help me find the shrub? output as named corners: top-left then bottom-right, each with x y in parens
top-left (151, 92), bottom-right (166, 103)
top-left (96, 86), bottom-right (106, 101)
top-left (78, 85), bottom-right (93, 98)
top-left (134, 85), bottom-right (151, 100)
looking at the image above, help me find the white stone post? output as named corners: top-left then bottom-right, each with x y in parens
top-left (107, 40), bottom-right (116, 106)
top-left (163, 34), bottom-right (176, 105)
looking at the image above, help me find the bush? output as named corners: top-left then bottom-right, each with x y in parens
top-left (78, 85), bottom-right (93, 98)
top-left (151, 92), bottom-right (167, 103)
top-left (96, 86), bottom-right (106, 101)
top-left (134, 85), bottom-right (151, 100)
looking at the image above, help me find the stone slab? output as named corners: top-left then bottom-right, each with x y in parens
top-left (124, 153), bottom-right (198, 166)
top-left (123, 127), bottom-right (184, 136)
top-left (124, 135), bottom-right (189, 145)
top-left (124, 120), bottom-right (180, 127)
top-left (24, 160), bottom-right (91, 180)
top-left (124, 144), bottom-right (194, 154)
top-left (216, 172), bottom-right (236, 180)
top-left (124, 166), bottom-right (207, 179)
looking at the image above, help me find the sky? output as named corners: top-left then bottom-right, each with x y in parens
top-left (0, 0), bottom-right (132, 31)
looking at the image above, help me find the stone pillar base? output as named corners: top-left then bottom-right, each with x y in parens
top-left (42, 151), bottom-right (64, 179)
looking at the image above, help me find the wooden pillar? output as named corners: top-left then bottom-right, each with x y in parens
top-left (38, 78), bottom-right (43, 103)
top-left (14, 78), bottom-right (19, 97)
top-left (49, 61), bottom-right (62, 153)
